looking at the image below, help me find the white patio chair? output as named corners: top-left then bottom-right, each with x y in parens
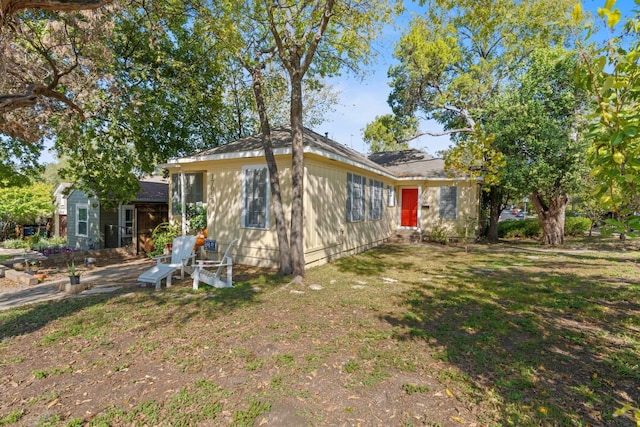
top-left (192, 239), bottom-right (238, 289)
top-left (138, 235), bottom-right (197, 289)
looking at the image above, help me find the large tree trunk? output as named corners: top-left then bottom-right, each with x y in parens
top-left (486, 186), bottom-right (502, 243)
top-left (267, 0), bottom-right (335, 276)
top-left (249, 67), bottom-right (292, 275)
top-left (289, 73), bottom-right (305, 276)
top-left (531, 192), bottom-right (568, 245)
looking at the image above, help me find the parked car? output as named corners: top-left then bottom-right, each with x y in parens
top-left (516, 211), bottom-right (525, 218)
top-left (512, 209), bottom-right (520, 215)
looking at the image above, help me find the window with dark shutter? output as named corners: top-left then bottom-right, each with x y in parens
top-left (347, 173), bottom-right (366, 222)
top-left (439, 186), bottom-right (458, 220)
top-left (243, 166), bottom-right (269, 229)
top-left (369, 180), bottom-right (383, 220)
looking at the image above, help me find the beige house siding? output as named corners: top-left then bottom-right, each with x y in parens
top-left (419, 180), bottom-right (481, 237)
top-left (163, 128), bottom-right (481, 270)
top-left (304, 157), bottom-right (397, 268)
top-left (167, 153), bottom-right (400, 269)
top-left (202, 158), bottom-right (291, 268)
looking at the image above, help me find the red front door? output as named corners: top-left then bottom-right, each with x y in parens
top-left (401, 188), bottom-right (418, 227)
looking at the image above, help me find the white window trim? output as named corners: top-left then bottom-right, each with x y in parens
top-left (171, 172), bottom-right (204, 214)
top-left (387, 185), bottom-right (396, 207)
top-left (242, 165), bottom-right (270, 230)
top-left (76, 204), bottom-right (89, 237)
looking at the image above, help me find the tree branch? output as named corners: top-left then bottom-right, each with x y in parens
top-left (0, 82), bottom-right (85, 118)
top-left (1, 0), bottom-right (111, 18)
top-left (414, 127), bottom-right (474, 139)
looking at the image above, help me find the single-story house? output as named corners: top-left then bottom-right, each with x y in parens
top-left (65, 176), bottom-right (169, 253)
top-left (162, 127), bottom-right (481, 269)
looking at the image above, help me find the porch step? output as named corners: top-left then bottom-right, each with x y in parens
top-left (389, 230), bottom-right (422, 244)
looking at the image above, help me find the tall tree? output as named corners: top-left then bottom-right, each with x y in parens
top-left (0, 2), bottom-right (113, 135)
top-left (1, 2), bottom-right (114, 186)
top-left (188, 0), bottom-right (340, 275)
top-left (487, 48), bottom-right (588, 244)
top-left (52, 1), bottom-right (237, 206)
top-left (367, 0), bottom-right (577, 242)
top-left (0, 182), bottom-right (54, 224)
top-left (265, 0), bottom-right (396, 276)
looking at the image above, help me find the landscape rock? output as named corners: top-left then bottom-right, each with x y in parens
top-left (5, 269), bottom-right (39, 286)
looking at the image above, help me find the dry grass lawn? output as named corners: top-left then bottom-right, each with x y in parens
top-left (1, 238), bottom-right (639, 426)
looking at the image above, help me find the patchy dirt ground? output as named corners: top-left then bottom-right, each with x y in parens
top-left (0, 255), bottom-right (488, 426)
top-left (0, 241), bottom-right (639, 426)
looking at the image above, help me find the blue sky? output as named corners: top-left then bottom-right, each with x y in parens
top-left (315, 0), bottom-right (638, 157)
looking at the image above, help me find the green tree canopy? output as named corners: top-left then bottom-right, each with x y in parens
top-left (362, 114), bottom-right (416, 152)
top-left (0, 182), bottom-right (54, 223)
top-left (370, 0), bottom-right (579, 241)
top-left (486, 47), bottom-right (588, 244)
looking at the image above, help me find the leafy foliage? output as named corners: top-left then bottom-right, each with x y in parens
top-left (373, 0), bottom-right (579, 242)
top-left (498, 219), bottom-right (541, 239)
top-left (488, 48), bottom-right (588, 200)
top-left (186, 205), bottom-right (207, 232)
top-left (0, 183), bottom-right (54, 223)
top-left (498, 217), bottom-right (591, 239)
top-left (149, 222), bottom-right (181, 258)
top-left (574, 1), bottom-right (640, 227)
top-left (362, 114), bottom-right (416, 152)
top-left (386, 0), bottom-right (575, 133)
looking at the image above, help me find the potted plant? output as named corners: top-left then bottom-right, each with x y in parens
top-left (67, 261), bottom-right (80, 285)
top-left (187, 205), bottom-right (207, 234)
top-left (150, 222), bottom-right (181, 257)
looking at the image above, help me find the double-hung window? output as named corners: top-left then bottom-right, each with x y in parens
top-left (387, 185), bottom-right (396, 207)
top-left (171, 173), bottom-right (204, 214)
top-left (346, 173), bottom-right (366, 222)
top-left (369, 180), bottom-right (383, 220)
top-left (439, 186), bottom-right (458, 220)
top-left (243, 166), bottom-right (269, 229)
top-left (77, 205), bottom-right (88, 237)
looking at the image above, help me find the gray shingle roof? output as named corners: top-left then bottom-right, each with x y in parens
top-left (176, 127), bottom-right (393, 177)
top-left (368, 149), bottom-right (447, 178)
top-left (172, 128), bottom-right (457, 180)
top-left (134, 178), bottom-right (168, 203)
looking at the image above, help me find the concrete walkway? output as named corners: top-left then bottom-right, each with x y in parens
top-left (0, 256), bottom-right (159, 311)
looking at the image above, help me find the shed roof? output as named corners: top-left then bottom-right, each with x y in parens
top-left (134, 178), bottom-right (168, 203)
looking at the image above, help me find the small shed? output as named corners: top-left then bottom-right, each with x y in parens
top-left (66, 177), bottom-right (169, 253)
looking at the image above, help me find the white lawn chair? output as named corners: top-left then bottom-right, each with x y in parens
top-left (138, 235), bottom-right (197, 289)
top-left (192, 239), bottom-right (238, 289)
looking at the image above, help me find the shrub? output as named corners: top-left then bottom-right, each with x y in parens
top-left (425, 220), bottom-right (451, 244)
top-left (500, 216), bottom-right (592, 239)
top-left (150, 222), bottom-right (181, 257)
top-left (498, 219), bottom-right (541, 238)
top-left (565, 217), bottom-right (591, 236)
top-left (1, 239), bottom-right (29, 249)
